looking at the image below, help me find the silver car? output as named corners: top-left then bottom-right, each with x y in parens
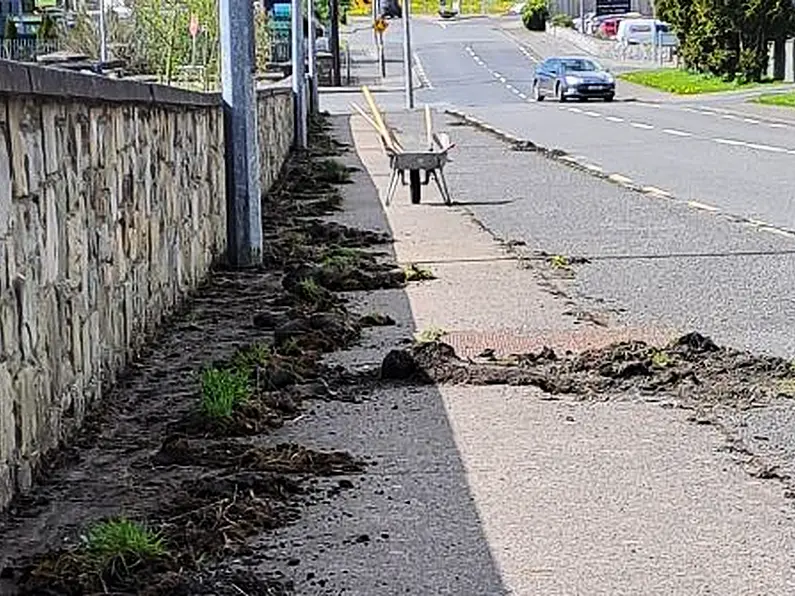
top-left (532, 56), bottom-right (616, 102)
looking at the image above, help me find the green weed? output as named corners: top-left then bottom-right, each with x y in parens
top-left (296, 278), bottom-right (324, 302)
top-left (231, 343), bottom-right (272, 373)
top-left (549, 254), bottom-right (571, 270)
top-left (413, 325), bottom-right (447, 344)
top-left (200, 367), bottom-right (251, 419)
top-left (651, 350), bottom-right (672, 368)
top-left (84, 518), bottom-right (166, 565)
top-left (403, 263), bottom-right (435, 282)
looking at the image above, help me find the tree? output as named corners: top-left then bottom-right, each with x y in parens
top-left (657, 0), bottom-right (795, 81)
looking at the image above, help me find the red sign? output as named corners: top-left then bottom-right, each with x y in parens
top-left (189, 14), bottom-right (200, 38)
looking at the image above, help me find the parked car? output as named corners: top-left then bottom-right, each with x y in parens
top-left (532, 56), bottom-right (615, 102)
top-left (616, 18), bottom-right (678, 46)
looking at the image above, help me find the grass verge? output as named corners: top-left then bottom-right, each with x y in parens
top-left (619, 69), bottom-right (767, 95)
top-left (753, 93), bottom-right (795, 108)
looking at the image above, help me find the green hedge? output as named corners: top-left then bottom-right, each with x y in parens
top-left (521, 0), bottom-right (548, 31)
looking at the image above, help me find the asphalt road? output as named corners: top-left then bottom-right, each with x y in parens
top-left (400, 17), bottom-right (795, 232)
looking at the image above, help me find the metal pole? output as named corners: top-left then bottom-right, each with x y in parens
top-left (579, 0), bottom-right (584, 33)
top-left (219, 0), bottom-right (263, 266)
top-left (292, 0), bottom-right (308, 148)
top-left (307, 0), bottom-right (319, 113)
top-left (98, 0), bottom-right (107, 63)
top-left (330, 0), bottom-right (341, 85)
top-left (378, 30), bottom-right (385, 78)
top-left (402, 0), bottom-right (414, 109)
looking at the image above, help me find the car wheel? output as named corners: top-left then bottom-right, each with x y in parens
top-left (555, 83), bottom-right (566, 102)
top-left (604, 94), bottom-right (615, 102)
top-left (533, 81), bottom-right (544, 101)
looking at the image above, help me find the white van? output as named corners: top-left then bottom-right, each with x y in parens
top-left (616, 19), bottom-right (678, 46)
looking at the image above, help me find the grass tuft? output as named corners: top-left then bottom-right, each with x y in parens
top-left (84, 518), bottom-right (166, 564)
top-left (231, 343), bottom-right (272, 373)
top-left (753, 92), bottom-right (795, 108)
top-left (413, 325), bottom-right (447, 344)
top-left (549, 254), bottom-right (571, 270)
top-left (296, 278), bottom-right (324, 302)
top-left (403, 263), bottom-right (435, 282)
top-left (651, 350), bottom-right (672, 368)
top-left (200, 367), bottom-right (251, 419)
top-left (619, 69), bottom-right (770, 95)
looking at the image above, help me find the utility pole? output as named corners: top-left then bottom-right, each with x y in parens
top-left (98, 0), bottom-right (108, 63)
top-left (329, 0), bottom-right (341, 85)
top-left (307, 0), bottom-right (319, 113)
top-left (292, 0), bottom-right (308, 148)
top-left (402, 0), bottom-right (414, 109)
top-left (219, 0), bottom-right (263, 266)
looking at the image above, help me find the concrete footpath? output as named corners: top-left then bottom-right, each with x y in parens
top-left (285, 107), bottom-right (795, 593)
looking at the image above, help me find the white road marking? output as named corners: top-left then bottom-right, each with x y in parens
top-left (687, 200), bottom-right (719, 212)
top-left (714, 138), bottom-right (745, 146)
top-left (605, 116), bottom-right (624, 123)
top-left (519, 92), bottom-right (527, 99)
top-left (499, 77), bottom-right (507, 83)
top-left (770, 123), bottom-right (788, 129)
top-left (584, 111), bottom-right (601, 117)
top-left (642, 186), bottom-right (672, 197)
top-left (630, 122), bottom-right (654, 130)
top-left (761, 227), bottom-right (795, 238)
top-left (583, 163), bottom-right (604, 173)
top-left (413, 53), bottom-right (434, 90)
top-left (721, 114), bottom-right (739, 120)
top-left (437, 21), bottom-right (448, 29)
top-left (747, 218), bottom-right (768, 227)
top-left (742, 118), bottom-right (760, 124)
top-left (567, 107), bottom-right (583, 113)
top-left (608, 173), bottom-right (634, 185)
top-left (746, 142), bottom-right (787, 153)
top-left (493, 71), bottom-right (502, 77)
top-left (662, 128), bottom-right (692, 137)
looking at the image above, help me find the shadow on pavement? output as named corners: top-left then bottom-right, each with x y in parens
top-left (257, 116), bottom-right (510, 594)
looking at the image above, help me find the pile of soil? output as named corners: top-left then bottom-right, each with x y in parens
top-left (381, 332), bottom-right (795, 408)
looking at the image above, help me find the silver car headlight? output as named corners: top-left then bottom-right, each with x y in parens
top-left (565, 75), bottom-right (582, 85)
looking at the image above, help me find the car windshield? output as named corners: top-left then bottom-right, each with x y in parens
top-left (560, 59), bottom-right (601, 72)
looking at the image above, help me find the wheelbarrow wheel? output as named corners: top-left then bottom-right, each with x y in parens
top-left (409, 170), bottom-right (421, 204)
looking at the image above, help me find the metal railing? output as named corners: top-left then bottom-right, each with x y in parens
top-left (1, 39), bottom-right (62, 62)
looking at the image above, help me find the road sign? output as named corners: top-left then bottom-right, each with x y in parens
top-left (374, 17), bottom-right (388, 33)
top-left (595, 0), bottom-right (630, 16)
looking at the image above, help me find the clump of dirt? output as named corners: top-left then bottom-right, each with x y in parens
top-left (154, 437), bottom-right (365, 477)
top-left (17, 472), bottom-right (301, 596)
top-left (381, 332), bottom-right (795, 408)
top-left (359, 312), bottom-right (396, 327)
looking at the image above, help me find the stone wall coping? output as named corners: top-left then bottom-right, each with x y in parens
top-left (0, 59), bottom-right (292, 108)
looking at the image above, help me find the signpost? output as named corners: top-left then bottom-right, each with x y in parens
top-left (374, 17), bottom-right (387, 78)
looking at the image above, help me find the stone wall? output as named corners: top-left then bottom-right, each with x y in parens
top-left (0, 61), bottom-right (294, 509)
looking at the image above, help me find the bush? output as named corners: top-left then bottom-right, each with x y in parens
top-left (521, 0), bottom-right (548, 31)
top-left (549, 13), bottom-right (573, 28)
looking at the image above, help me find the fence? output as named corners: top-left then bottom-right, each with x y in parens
top-left (0, 39), bottom-right (62, 62)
